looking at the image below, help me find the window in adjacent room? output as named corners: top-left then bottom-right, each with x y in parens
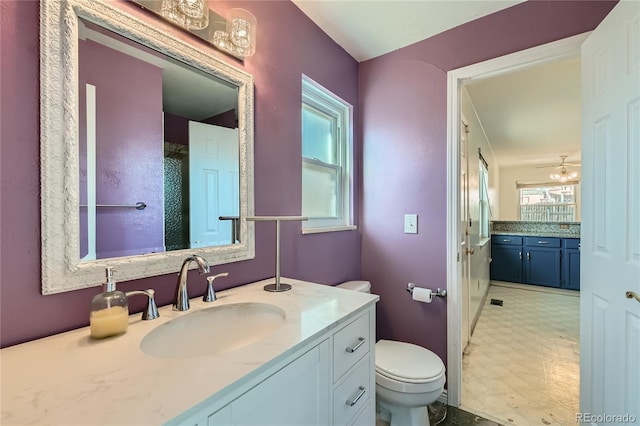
top-left (301, 75), bottom-right (354, 233)
top-left (479, 154), bottom-right (491, 240)
top-left (518, 184), bottom-right (576, 222)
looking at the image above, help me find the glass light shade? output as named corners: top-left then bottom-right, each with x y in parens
top-left (160, 0), bottom-right (209, 30)
top-left (550, 168), bottom-right (578, 182)
top-left (161, 0), bottom-right (186, 27)
top-left (225, 8), bottom-right (257, 57)
top-left (178, 0), bottom-right (209, 30)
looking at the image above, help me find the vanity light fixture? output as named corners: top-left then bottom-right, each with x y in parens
top-left (135, 1), bottom-right (257, 58)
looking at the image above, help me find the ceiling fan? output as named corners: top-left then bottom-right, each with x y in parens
top-left (536, 155), bottom-right (581, 169)
top-left (537, 155), bottom-right (580, 182)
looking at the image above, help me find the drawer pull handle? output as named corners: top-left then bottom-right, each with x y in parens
top-left (503, 239), bottom-right (511, 242)
top-left (345, 337), bottom-right (366, 353)
top-left (346, 386), bottom-right (366, 407)
top-left (519, 251), bottom-right (522, 260)
top-left (537, 241), bottom-right (549, 244)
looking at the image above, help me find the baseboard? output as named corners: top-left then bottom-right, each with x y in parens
top-left (470, 283), bottom-right (491, 334)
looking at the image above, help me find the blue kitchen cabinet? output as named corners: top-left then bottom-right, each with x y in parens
top-left (491, 235), bottom-right (579, 290)
top-left (490, 235), bottom-right (523, 283)
top-left (524, 237), bottom-right (562, 288)
top-left (562, 238), bottom-right (581, 290)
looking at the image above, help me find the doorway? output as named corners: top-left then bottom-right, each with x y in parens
top-left (445, 32), bottom-right (589, 407)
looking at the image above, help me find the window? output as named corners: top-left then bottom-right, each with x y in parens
top-left (301, 76), bottom-right (354, 232)
top-left (518, 184), bottom-right (576, 222)
top-left (479, 159), bottom-right (490, 239)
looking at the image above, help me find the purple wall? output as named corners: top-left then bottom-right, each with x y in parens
top-left (79, 39), bottom-right (165, 259)
top-left (0, 0), bottom-right (360, 348)
top-left (203, 109), bottom-right (238, 129)
top-left (359, 1), bottom-right (616, 365)
top-left (164, 112), bottom-right (190, 146)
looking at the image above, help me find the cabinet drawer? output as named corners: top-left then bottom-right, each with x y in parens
top-left (334, 355), bottom-right (371, 426)
top-left (333, 312), bottom-right (370, 382)
top-left (491, 235), bottom-right (522, 246)
top-left (524, 237), bottom-right (560, 248)
top-left (563, 238), bottom-right (580, 249)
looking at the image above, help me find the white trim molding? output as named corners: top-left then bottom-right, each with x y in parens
top-left (445, 32), bottom-right (588, 406)
top-left (40, 0), bottom-right (255, 294)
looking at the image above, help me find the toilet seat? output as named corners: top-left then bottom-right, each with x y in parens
top-left (375, 340), bottom-right (445, 385)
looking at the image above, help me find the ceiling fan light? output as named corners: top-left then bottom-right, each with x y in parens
top-left (550, 167), bottom-right (579, 182)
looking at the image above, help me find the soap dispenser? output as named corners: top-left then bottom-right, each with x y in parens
top-left (90, 268), bottom-right (129, 339)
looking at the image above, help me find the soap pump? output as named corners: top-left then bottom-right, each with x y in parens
top-left (89, 267), bottom-right (129, 339)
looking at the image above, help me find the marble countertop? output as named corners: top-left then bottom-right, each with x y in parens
top-left (492, 231), bottom-right (580, 239)
top-left (0, 278), bottom-right (378, 425)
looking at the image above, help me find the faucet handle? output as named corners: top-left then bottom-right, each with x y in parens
top-left (203, 272), bottom-right (229, 302)
top-left (125, 289), bottom-right (159, 320)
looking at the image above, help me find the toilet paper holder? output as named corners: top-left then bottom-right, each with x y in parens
top-left (406, 282), bottom-right (447, 297)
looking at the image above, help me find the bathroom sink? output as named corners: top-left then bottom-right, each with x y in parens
top-left (140, 302), bottom-right (286, 359)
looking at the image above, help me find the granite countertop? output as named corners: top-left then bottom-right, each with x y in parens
top-left (492, 231), bottom-right (580, 239)
top-left (0, 278), bottom-right (378, 425)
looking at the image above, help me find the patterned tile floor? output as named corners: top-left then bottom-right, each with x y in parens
top-left (461, 283), bottom-right (580, 426)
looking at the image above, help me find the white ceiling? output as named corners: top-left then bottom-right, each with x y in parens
top-left (292, 0), bottom-right (581, 169)
top-left (465, 58), bottom-right (581, 168)
top-left (291, 0), bottom-right (524, 62)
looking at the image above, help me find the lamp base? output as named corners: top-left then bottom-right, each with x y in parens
top-left (263, 283), bottom-right (292, 292)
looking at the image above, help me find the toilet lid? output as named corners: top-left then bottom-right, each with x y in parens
top-left (375, 340), bottom-right (445, 383)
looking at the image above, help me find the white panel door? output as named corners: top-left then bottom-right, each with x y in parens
top-left (581, 0), bottom-right (640, 422)
top-left (189, 121), bottom-right (239, 248)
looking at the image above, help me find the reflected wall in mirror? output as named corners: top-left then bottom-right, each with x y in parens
top-left (40, 0), bottom-right (254, 294)
top-left (77, 19), bottom-right (240, 261)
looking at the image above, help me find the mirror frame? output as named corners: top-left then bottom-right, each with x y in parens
top-left (40, 0), bottom-right (255, 294)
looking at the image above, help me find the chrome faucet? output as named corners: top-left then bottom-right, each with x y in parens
top-left (174, 255), bottom-right (210, 311)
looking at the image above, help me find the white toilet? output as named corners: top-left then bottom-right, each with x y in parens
top-left (337, 281), bottom-right (446, 426)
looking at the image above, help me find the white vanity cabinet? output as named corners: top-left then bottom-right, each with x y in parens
top-left (0, 280), bottom-right (379, 425)
top-left (178, 306), bottom-right (375, 426)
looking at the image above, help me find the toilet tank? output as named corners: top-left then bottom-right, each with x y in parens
top-left (337, 280), bottom-right (371, 293)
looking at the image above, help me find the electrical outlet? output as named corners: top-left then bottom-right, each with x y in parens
top-left (404, 214), bottom-right (418, 234)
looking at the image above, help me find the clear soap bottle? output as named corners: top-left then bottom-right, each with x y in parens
top-left (90, 267), bottom-right (129, 338)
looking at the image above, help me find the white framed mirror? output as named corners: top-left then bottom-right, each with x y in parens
top-left (40, 0), bottom-right (254, 294)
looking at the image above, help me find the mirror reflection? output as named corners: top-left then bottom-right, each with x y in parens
top-left (77, 19), bottom-right (240, 261)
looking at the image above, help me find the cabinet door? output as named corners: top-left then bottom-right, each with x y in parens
top-left (350, 401), bottom-right (374, 426)
top-left (525, 248), bottom-right (561, 287)
top-left (229, 341), bottom-right (330, 426)
top-left (563, 249), bottom-right (580, 291)
top-left (490, 245), bottom-right (523, 283)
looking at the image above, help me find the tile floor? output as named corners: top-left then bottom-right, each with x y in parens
top-left (461, 283), bottom-right (580, 426)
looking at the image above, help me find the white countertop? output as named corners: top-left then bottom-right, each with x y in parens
top-left (0, 278), bottom-right (378, 425)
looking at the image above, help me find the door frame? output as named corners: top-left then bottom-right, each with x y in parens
top-left (445, 32), bottom-right (590, 406)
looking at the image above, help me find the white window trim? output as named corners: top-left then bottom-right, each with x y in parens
top-left (301, 74), bottom-right (355, 233)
